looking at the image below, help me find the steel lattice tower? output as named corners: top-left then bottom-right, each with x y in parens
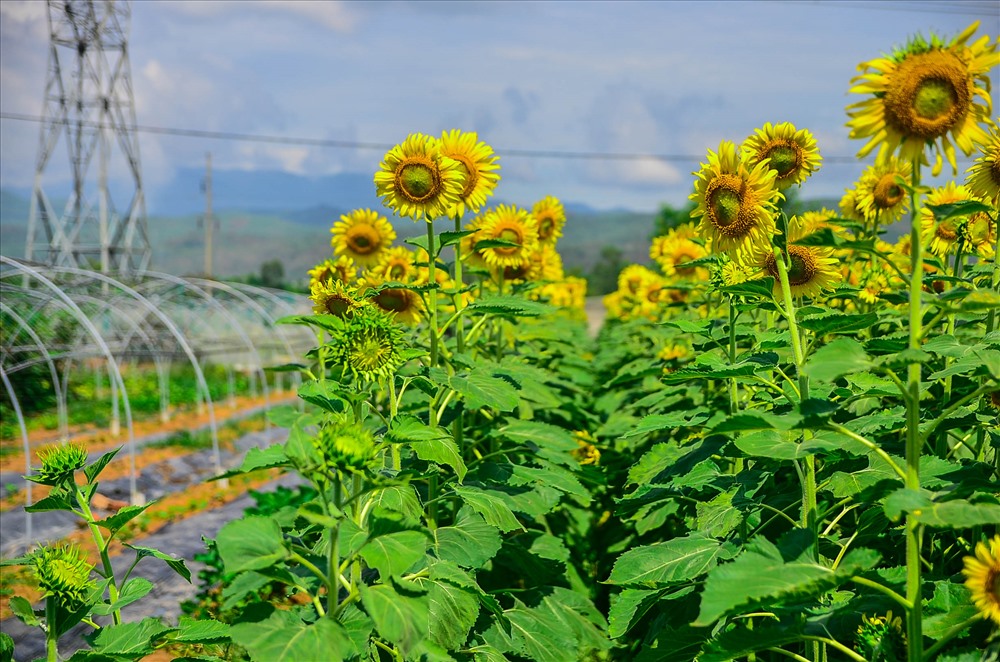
top-left (25, 0), bottom-right (151, 273)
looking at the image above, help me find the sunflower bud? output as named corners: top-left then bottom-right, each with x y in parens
top-left (314, 420), bottom-right (376, 472)
top-left (31, 544), bottom-right (96, 610)
top-left (329, 305), bottom-right (406, 383)
top-left (29, 444), bottom-right (88, 486)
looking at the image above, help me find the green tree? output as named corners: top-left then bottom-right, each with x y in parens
top-left (587, 245), bottom-right (627, 296)
top-left (260, 259), bottom-right (285, 289)
top-left (650, 201), bottom-right (697, 239)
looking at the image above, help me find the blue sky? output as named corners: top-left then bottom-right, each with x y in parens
top-left (1, 0), bottom-right (998, 214)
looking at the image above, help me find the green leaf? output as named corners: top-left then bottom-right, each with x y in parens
top-left (91, 577), bottom-right (153, 616)
top-left (230, 606), bottom-right (356, 661)
top-left (440, 229), bottom-right (476, 247)
top-left (215, 443), bottom-right (290, 480)
top-left (94, 504), bottom-right (153, 538)
top-left (712, 410), bottom-right (799, 434)
top-left (717, 278), bottom-right (775, 299)
top-left (122, 544), bottom-right (191, 582)
top-left (694, 537), bottom-right (880, 626)
top-left (86, 617), bottom-right (172, 656)
top-left (449, 370), bottom-right (520, 412)
top-left (216, 516), bottom-right (288, 573)
top-left (798, 311), bottom-right (879, 336)
top-left (8, 596), bottom-right (41, 627)
top-left (365, 485), bottom-right (423, 521)
top-left (24, 493), bottom-right (75, 513)
top-left (359, 528), bottom-right (428, 578)
top-left (85, 447), bottom-right (122, 484)
top-left (423, 571), bottom-right (480, 650)
top-left (804, 337), bottom-right (871, 382)
top-left (434, 509), bottom-right (503, 568)
top-left (452, 486), bottom-right (524, 532)
top-left (926, 199), bottom-right (994, 220)
top-left (0, 632), bottom-right (11, 662)
top-left (883, 489), bottom-right (1000, 528)
top-left (169, 616), bottom-right (231, 644)
top-left (483, 600), bottom-right (577, 662)
top-left (607, 535), bottom-right (733, 588)
top-left (622, 411), bottom-right (710, 439)
top-left (387, 415), bottom-right (450, 443)
top-left (276, 313), bottom-right (346, 334)
top-left (360, 582), bottom-right (430, 655)
top-left (607, 588), bottom-right (671, 639)
top-left (297, 379), bottom-right (348, 413)
top-left (411, 436), bottom-right (468, 483)
top-left (466, 295), bottom-right (550, 317)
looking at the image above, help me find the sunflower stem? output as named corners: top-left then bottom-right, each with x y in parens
top-left (452, 214), bottom-right (466, 462)
top-left (426, 220), bottom-right (440, 368)
top-left (774, 247), bottom-right (816, 560)
top-left (328, 473), bottom-right (341, 618)
top-left (905, 157), bottom-right (924, 662)
top-left (728, 297), bottom-right (740, 415)
top-left (45, 597), bottom-right (58, 662)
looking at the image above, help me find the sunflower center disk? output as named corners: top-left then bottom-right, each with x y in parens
top-left (456, 158), bottom-right (477, 198)
top-left (786, 247), bottom-right (817, 286)
top-left (873, 175), bottom-right (905, 209)
top-left (348, 234), bottom-right (378, 255)
top-left (710, 187), bottom-right (742, 228)
top-left (766, 144), bottom-right (800, 177)
top-left (376, 290), bottom-right (407, 312)
top-left (990, 157), bottom-right (1000, 186)
top-left (326, 296), bottom-right (351, 317)
top-left (399, 163), bottom-right (438, 202)
top-left (389, 264), bottom-right (407, 280)
top-left (538, 218), bottom-right (554, 241)
top-left (936, 220), bottom-right (959, 241)
top-left (913, 79), bottom-right (956, 120)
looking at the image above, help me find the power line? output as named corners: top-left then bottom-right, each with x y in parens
top-left (0, 110), bottom-right (977, 166)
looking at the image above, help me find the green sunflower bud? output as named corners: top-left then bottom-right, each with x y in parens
top-left (29, 444), bottom-right (88, 486)
top-left (313, 420), bottom-right (376, 473)
top-left (329, 305), bottom-right (406, 383)
top-left (856, 611), bottom-right (906, 662)
top-left (31, 544), bottom-right (96, 610)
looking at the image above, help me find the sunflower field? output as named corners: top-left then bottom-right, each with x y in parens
top-left (4, 19), bottom-right (1000, 662)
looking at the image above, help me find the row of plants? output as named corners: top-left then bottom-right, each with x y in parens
top-left (2, 19), bottom-right (999, 662)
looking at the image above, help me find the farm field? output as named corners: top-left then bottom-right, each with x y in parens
top-left (1, 17), bottom-right (999, 662)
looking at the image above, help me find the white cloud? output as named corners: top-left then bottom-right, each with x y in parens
top-left (160, 0), bottom-right (357, 33)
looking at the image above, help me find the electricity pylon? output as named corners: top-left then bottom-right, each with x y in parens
top-left (25, 0), bottom-right (151, 273)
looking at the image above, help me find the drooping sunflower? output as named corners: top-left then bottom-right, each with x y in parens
top-left (438, 129), bottom-right (501, 218)
top-left (839, 186), bottom-right (867, 223)
top-left (532, 196), bottom-right (567, 244)
top-left (331, 209), bottom-right (396, 268)
top-left (962, 534), bottom-right (1000, 625)
top-left (965, 123), bottom-right (1000, 205)
top-left (308, 256), bottom-right (357, 287)
top-left (856, 158), bottom-right (913, 224)
top-left (690, 141), bottom-right (781, 258)
top-left (374, 133), bottom-right (467, 221)
top-left (475, 204), bottom-right (539, 270)
top-left (920, 182), bottom-right (977, 257)
top-left (963, 210), bottom-right (996, 259)
top-left (741, 122), bottom-right (823, 190)
top-left (847, 21), bottom-right (999, 176)
top-left (310, 278), bottom-right (363, 318)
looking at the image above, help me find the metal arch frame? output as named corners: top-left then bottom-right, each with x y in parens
top-left (0, 365), bottom-right (34, 542)
top-left (0, 256), bottom-right (139, 506)
top-left (186, 277), bottom-right (304, 405)
top-left (32, 264), bottom-right (225, 476)
top-left (132, 271), bottom-right (271, 410)
top-left (0, 302), bottom-right (69, 444)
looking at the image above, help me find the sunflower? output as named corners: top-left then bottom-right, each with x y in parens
top-left (839, 187), bottom-right (867, 223)
top-left (742, 122), bottom-right (823, 190)
top-left (965, 123), bottom-right (1000, 205)
top-left (718, 259), bottom-right (762, 287)
top-left (618, 264), bottom-right (659, 295)
top-left (359, 277), bottom-right (425, 326)
top-left (856, 157), bottom-right (913, 224)
top-left (532, 196), bottom-right (567, 244)
top-left (690, 141), bottom-right (781, 258)
top-left (331, 209), bottom-right (396, 268)
top-left (309, 256), bottom-right (356, 287)
top-left (856, 611), bottom-right (906, 662)
top-left (962, 534), bottom-right (1000, 625)
top-left (32, 443), bottom-right (88, 485)
top-left (439, 129), bottom-right (501, 217)
top-left (310, 279), bottom-right (363, 318)
top-left (920, 182), bottom-right (976, 257)
top-left (571, 431), bottom-right (601, 466)
top-left (32, 544), bottom-right (96, 610)
top-left (510, 243), bottom-right (564, 283)
top-left (963, 210), bottom-right (996, 259)
top-left (847, 21), bottom-right (999, 176)
top-left (761, 244), bottom-right (841, 299)
top-left (369, 246), bottom-right (420, 283)
top-left (374, 133), bottom-right (467, 221)
top-left (650, 227), bottom-right (709, 280)
top-left (475, 204), bottom-right (539, 270)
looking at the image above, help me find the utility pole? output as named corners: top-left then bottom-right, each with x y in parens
top-left (203, 152), bottom-right (214, 278)
top-left (25, 0), bottom-right (151, 273)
